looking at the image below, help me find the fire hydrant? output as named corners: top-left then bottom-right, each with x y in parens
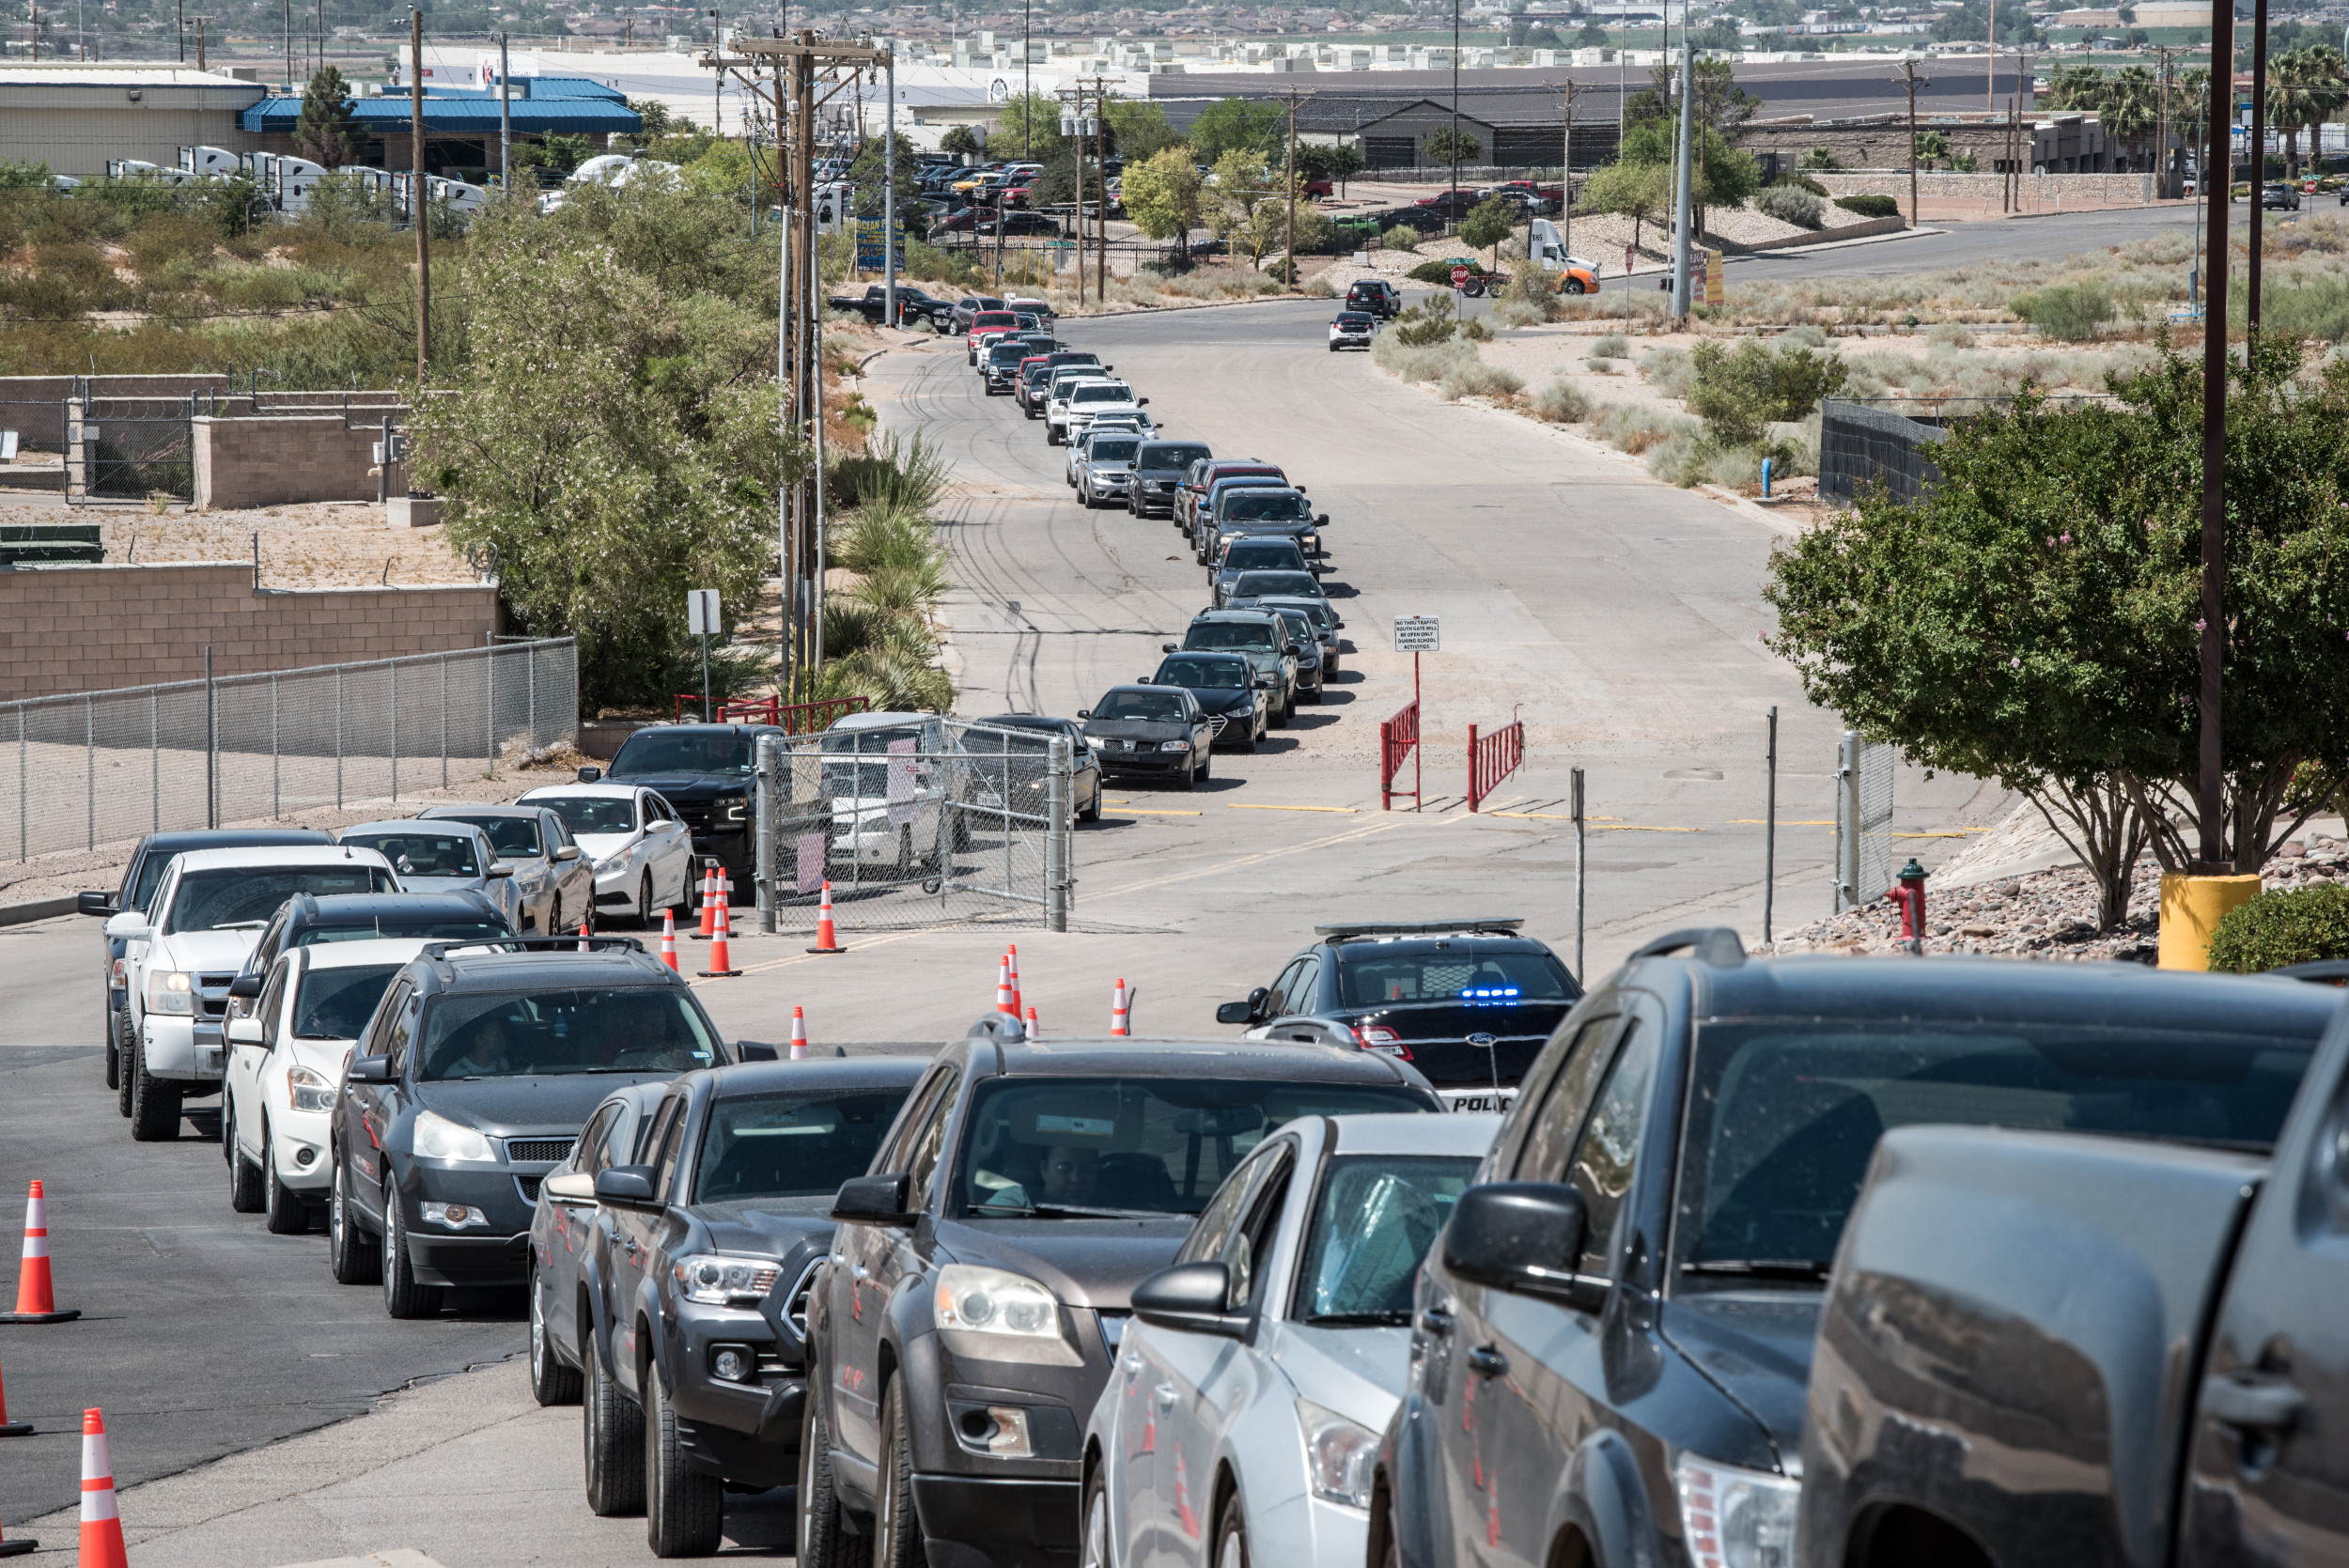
top-left (1888, 858), bottom-right (1929, 952)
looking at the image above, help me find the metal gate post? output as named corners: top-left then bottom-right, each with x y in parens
top-left (16, 708), bottom-right (24, 861)
top-left (150, 691), bottom-right (159, 831)
top-left (1835, 730), bottom-right (1859, 913)
top-left (485, 647), bottom-right (495, 773)
top-left (85, 695), bottom-right (93, 850)
top-left (271, 675), bottom-right (279, 818)
top-left (390, 660), bottom-right (399, 800)
top-left (334, 666), bottom-right (344, 811)
top-left (440, 654), bottom-right (449, 789)
top-left (1045, 736), bottom-right (1071, 932)
top-left (526, 649), bottom-right (537, 753)
top-left (205, 645), bottom-right (217, 830)
top-left (754, 735), bottom-right (779, 933)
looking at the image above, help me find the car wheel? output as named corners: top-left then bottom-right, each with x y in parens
top-left (1243, 720), bottom-right (1261, 753)
top-left (226, 1098), bottom-right (264, 1213)
top-left (528, 1260), bottom-right (584, 1405)
top-left (381, 1179), bottom-right (443, 1319)
top-left (1565, 278), bottom-right (1587, 295)
top-left (1196, 749), bottom-right (1211, 783)
top-left (645, 1362), bottom-right (725, 1557)
top-left (263, 1131), bottom-right (308, 1235)
top-left (1215, 1492), bottom-right (1252, 1568)
top-left (104, 1008), bottom-right (119, 1090)
top-left (1177, 757), bottom-right (1197, 792)
top-left (1329, 342), bottom-right (1339, 352)
top-left (1308, 684), bottom-right (1325, 704)
top-left (801, 1394), bottom-right (873, 1568)
top-left (1079, 781), bottom-right (1101, 823)
top-left (1048, 426), bottom-right (1063, 445)
top-left (634, 871), bottom-right (653, 929)
top-left (876, 1378), bottom-right (929, 1568)
top-left (128, 1047), bottom-right (182, 1141)
top-left (583, 1331), bottom-right (647, 1516)
top-left (896, 825), bottom-right (915, 878)
top-left (329, 1154), bottom-right (381, 1285)
top-left (116, 1012), bottom-right (134, 1115)
top-left (1081, 1465), bottom-right (1113, 1568)
top-left (549, 894), bottom-right (563, 936)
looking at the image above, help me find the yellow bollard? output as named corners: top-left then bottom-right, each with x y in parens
top-left (2157, 873), bottom-right (2263, 970)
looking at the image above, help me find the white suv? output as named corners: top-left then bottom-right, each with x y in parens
top-left (1043, 370), bottom-right (1114, 445)
top-left (1050, 380), bottom-right (1151, 446)
top-left (110, 845), bottom-right (398, 1141)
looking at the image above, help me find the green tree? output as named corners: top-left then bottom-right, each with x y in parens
top-left (940, 124), bottom-right (985, 157)
top-left (845, 130), bottom-right (931, 235)
top-left (1460, 194), bottom-right (1515, 269)
top-left (1190, 98), bottom-right (1283, 160)
top-left (1911, 128), bottom-right (1951, 170)
top-left (1121, 145), bottom-right (1206, 240)
top-left (1208, 147), bottom-right (1282, 259)
top-left (1617, 116), bottom-right (1761, 238)
top-left (992, 88), bottom-right (1066, 161)
top-left (294, 67), bottom-right (362, 169)
top-left (1104, 100), bottom-right (1180, 162)
top-left (2271, 47), bottom-right (2349, 179)
top-left (1579, 159), bottom-right (1673, 255)
top-left (1423, 126), bottom-right (1483, 164)
top-left (1297, 142), bottom-right (1367, 196)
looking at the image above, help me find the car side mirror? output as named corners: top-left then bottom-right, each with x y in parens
top-left (738, 1040), bottom-right (778, 1062)
top-left (1161, 643), bottom-right (1178, 654)
top-left (347, 1055), bottom-right (393, 1084)
top-left (104, 911), bottom-right (149, 939)
top-left (1077, 710), bottom-right (1091, 720)
top-left (1335, 619), bottom-right (1346, 629)
top-left (542, 1171), bottom-right (596, 1202)
top-left (576, 766), bottom-right (603, 783)
top-left (554, 846), bottom-right (583, 862)
top-left (226, 1017), bottom-right (264, 1047)
top-left (228, 972), bottom-right (263, 999)
top-left (1138, 397), bottom-right (1150, 406)
top-left (78, 891), bottom-right (117, 917)
top-left (1317, 514), bottom-right (1330, 526)
top-left (832, 1172), bottom-right (917, 1227)
top-left (488, 862), bottom-right (516, 879)
top-left (1441, 1183), bottom-right (1592, 1302)
top-left (1214, 1000), bottom-right (1256, 1025)
top-left (1131, 1262), bottom-right (1252, 1338)
top-left (595, 1164), bottom-right (661, 1208)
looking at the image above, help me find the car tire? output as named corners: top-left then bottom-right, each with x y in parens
top-left (117, 1013), bottom-right (136, 1117)
top-left (876, 1378), bottom-right (930, 1568)
top-left (1242, 720), bottom-right (1261, 753)
top-left (381, 1180), bottom-right (443, 1320)
top-left (801, 1395), bottom-right (873, 1568)
top-left (635, 871), bottom-right (654, 929)
top-left (1308, 685), bottom-right (1325, 704)
top-left (329, 1155), bottom-right (381, 1285)
top-left (1565, 278), bottom-right (1587, 295)
top-left (104, 1009), bottom-right (119, 1090)
top-left (263, 1132), bottom-right (307, 1235)
top-left (1214, 1491), bottom-right (1252, 1568)
top-left (226, 1099), bottom-right (264, 1212)
top-left (896, 825), bottom-right (915, 878)
top-left (1196, 750), bottom-right (1211, 783)
top-left (549, 894), bottom-right (563, 937)
top-left (583, 1333), bottom-right (647, 1516)
top-left (1048, 426), bottom-right (1063, 445)
top-left (1079, 783), bottom-right (1101, 823)
top-left (1081, 1465), bottom-right (1113, 1568)
top-left (529, 1260), bottom-right (583, 1406)
top-left (645, 1365), bottom-right (725, 1557)
top-left (1177, 757), bottom-right (1197, 791)
top-left (129, 1048), bottom-right (181, 1141)
top-left (1329, 343), bottom-right (1339, 352)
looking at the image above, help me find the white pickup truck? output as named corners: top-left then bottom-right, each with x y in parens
top-left (1047, 378), bottom-right (1152, 446)
top-left (108, 845), bottom-right (398, 1141)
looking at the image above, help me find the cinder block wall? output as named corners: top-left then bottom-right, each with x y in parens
top-left (193, 414), bottom-right (397, 510)
top-left (0, 565), bottom-right (499, 704)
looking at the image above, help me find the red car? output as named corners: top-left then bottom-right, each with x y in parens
top-left (965, 309), bottom-right (1019, 364)
top-left (1002, 180), bottom-right (1037, 208)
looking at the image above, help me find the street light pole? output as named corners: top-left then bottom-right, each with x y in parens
top-left (1450, 0), bottom-right (1460, 210)
top-left (1671, 0), bottom-right (1695, 318)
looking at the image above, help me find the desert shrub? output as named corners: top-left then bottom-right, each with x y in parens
top-left (1642, 428), bottom-right (1703, 484)
top-left (1407, 257), bottom-right (1486, 285)
top-left (2206, 884), bottom-right (2349, 972)
top-left (1592, 333), bottom-right (1629, 358)
top-left (1685, 338), bottom-right (1849, 447)
top-left (1638, 345), bottom-right (1697, 397)
top-left (1774, 172), bottom-right (1831, 198)
top-left (2247, 274), bottom-right (2349, 341)
top-left (1303, 273), bottom-right (1338, 298)
top-left (1489, 299), bottom-right (1546, 327)
top-left (1780, 323), bottom-right (1828, 348)
top-left (1391, 291), bottom-right (1460, 347)
top-left (1372, 329), bottom-right (1480, 384)
top-left (2011, 281), bottom-right (2114, 341)
top-left (1584, 358), bottom-right (1616, 373)
top-left (1531, 375), bottom-right (1591, 422)
top-left (1924, 321), bottom-right (1977, 349)
top-left (1381, 225), bottom-right (1423, 252)
top-left (1438, 357), bottom-right (1522, 401)
top-left (1588, 400), bottom-right (1698, 455)
top-left (1461, 316), bottom-right (1493, 341)
top-left (1835, 194), bottom-right (1901, 219)
top-left (1755, 185), bottom-right (1825, 229)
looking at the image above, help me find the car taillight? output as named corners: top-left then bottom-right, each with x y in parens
top-left (1352, 1025), bottom-right (1410, 1060)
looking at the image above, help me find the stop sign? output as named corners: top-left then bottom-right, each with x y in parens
top-left (1450, 264), bottom-right (1470, 287)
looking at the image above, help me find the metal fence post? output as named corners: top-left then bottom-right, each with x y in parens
top-left (205, 645), bottom-right (217, 830)
top-left (335, 666), bottom-right (345, 812)
top-left (16, 707), bottom-right (24, 861)
top-left (440, 653), bottom-right (449, 790)
top-left (1763, 706), bottom-right (1778, 944)
top-left (1835, 730), bottom-right (1859, 913)
top-left (755, 734), bottom-right (779, 934)
top-left (526, 648), bottom-right (537, 753)
top-left (84, 695), bottom-right (93, 850)
top-left (1045, 736), bottom-right (1071, 933)
top-left (390, 660), bottom-right (399, 800)
top-left (149, 691), bottom-right (159, 832)
top-left (485, 646), bottom-right (495, 774)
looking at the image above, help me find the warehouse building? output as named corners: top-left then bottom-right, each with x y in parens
top-left (0, 64), bottom-right (266, 177)
top-left (240, 77), bottom-right (642, 183)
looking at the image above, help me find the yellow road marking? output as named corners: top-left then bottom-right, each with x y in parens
top-left (1728, 818), bottom-right (1835, 825)
top-left (1487, 811), bottom-right (1701, 831)
top-left (1226, 803), bottom-right (1360, 814)
top-left (1115, 808), bottom-right (1204, 816)
top-left (1893, 831), bottom-right (1976, 838)
top-left (690, 926), bottom-right (928, 986)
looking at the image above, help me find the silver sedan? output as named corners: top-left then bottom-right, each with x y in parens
top-left (415, 804), bottom-right (594, 934)
top-left (333, 820), bottom-right (522, 932)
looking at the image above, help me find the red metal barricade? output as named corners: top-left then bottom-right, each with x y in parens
top-left (1380, 700), bottom-right (1421, 811)
top-left (1467, 719), bottom-right (1524, 812)
top-left (672, 694), bottom-right (871, 734)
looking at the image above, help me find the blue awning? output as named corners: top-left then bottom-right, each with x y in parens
top-left (239, 76), bottom-right (641, 135)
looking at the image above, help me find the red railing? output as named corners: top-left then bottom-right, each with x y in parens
top-left (672, 694), bottom-right (871, 734)
top-left (1467, 720), bottom-right (1524, 812)
top-left (1380, 700), bottom-right (1421, 812)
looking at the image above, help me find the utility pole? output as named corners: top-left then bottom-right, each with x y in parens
top-left (2250, 0), bottom-right (2268, 327)
top-left (1560, 80), bottom-right (1572, 258)
top-left (884, 46), bottom-right (895, 328)
top-left (2196, 0), bottom-right (2232, 867)
top-left (499, 33), bottom-right (511, 194)
top-left (711, 8), bottom-right (722, 132)
top-left (177, 0), bottom-right (183, 62)
top-left (1671, 0), bottom-right (1695, 318)
top-left (195, 14), bottom-right (204, 70)
top-left (1072, 80), bottom-right (1085, 308)
top-left (1986, 0), bottom-right (1997, 113)
top-left (1096, 81), bottom-right (1107, 298)
top-left (1285, 84), bottom-right (1299, 288)
top-left (1450, 0), bottom-right (1461, 211)
top-left (411, 8), bottom-right (429, 387)
top-left (283, 0), bottom-right (290, 87)
top-left (1023, 0), bottom-right (1032, 156)
top-left (1896, 55), bottom-right (1930, 227)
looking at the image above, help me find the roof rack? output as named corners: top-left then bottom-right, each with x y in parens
top-left (1627, 928), bottom-right (1747, 968)
top-left (421, 935), bottom-right (648, 961)
top-left (1314, 919), bottom-right (1525, 942)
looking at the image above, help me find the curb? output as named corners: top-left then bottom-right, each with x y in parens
top-left (0, 895), bottom-right (78, 929)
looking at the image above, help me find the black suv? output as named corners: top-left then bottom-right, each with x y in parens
top-left (801, 1030), bottom-right (1445, 1568)
top-left (1219, 919), bottom-right (1579, 1110)
top-left (599, 724), bottom-right (789, 906)
top-left (555, 1057), bottom-right (926, 1555)
top-left (325, 937), bottom-right (758, 1319)
top-left (1018, 350), bottom-right (1106, 418)
top-left (1345, 279), bottom-right (1402, 318)
top-left (1126, 438), bottom-right (1211, 517)
top-left (226, 890), bottom-right (515, 1020)
top-left (1369, 932), bottom-right (2345, 1568)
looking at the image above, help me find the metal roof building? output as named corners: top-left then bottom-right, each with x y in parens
top-left (238, 76), bottom-right (644, 139)
top-left (0, 64), bottom-right (266, 177)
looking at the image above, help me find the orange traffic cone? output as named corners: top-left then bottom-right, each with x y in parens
top-left (577, 902), bottom-right (592, 952)
top-left (78, 1408), bottom-right (126, 1568)
top-left (995, 954), bottom-right (1016, 1014)
top-left (1111, 979), bottom-right (1129, 1037)
top-left (806, 880), bottom-right (845, 955)
top-left (1023, 1005), bottom-right (1039, 1041)
top-left (4, 1181), bottom-right (77, 1324)
top-left (788, 1006), bottom-right (809, 1061)
top-left (0, 1507), bottom-right (33, 1556)
top-left (694, 864), bottom-right (717, 939)
top-left (660, 908), bottom-right (679, 972)
top-left (0, 1348), bottom-right (28, 1436)
top-left (697, 887), bottom-right (740, 978)
top-left (1007, 944), bottom-right (1023, 1017)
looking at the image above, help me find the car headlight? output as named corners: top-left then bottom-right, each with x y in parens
top-left (935, 1265), bottom-right (1063, 1339)
top-left (286, 1063), bottom-right (334, 1113)
top-left (719, 800), bottom-right (748, 823)
top-left (421, 1201), bottom-right (491, 1230)
top-left (1296, 1399), bottom-right (1379, 1510)
top-left (411, 1109), bottom-right (497, 1164)
top-left (1159, 738), bottom-right (1191, 753)
top-left (673, 1252), bottom-right (782, 1306)
top-left (1255, 674), bottom-right (1278, 688)
top-left (145, 969), bottom-right (194, 1015)
top-left (1673, 1453), bottom-right (1798, 1568)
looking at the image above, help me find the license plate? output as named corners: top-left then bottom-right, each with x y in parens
top-left (1442, 1090), bottom-right (1516, 1114)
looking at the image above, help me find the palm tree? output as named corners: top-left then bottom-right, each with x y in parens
top-left (2279, 45), bottom-right (2349, 181)
top-left (2046, 64), bottom-right (2108, 114)
top-left (2103, 65), bottom-right (2160, 174)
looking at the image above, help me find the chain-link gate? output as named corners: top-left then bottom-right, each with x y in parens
top-left (67, 391), bottom-right (203, 505)
top-left (1835, 729), bottom-right (1896, 911)
top-left (752, 718), bottom-right (1073, 935)
top-left (1, 639), bottom-right (577, 863)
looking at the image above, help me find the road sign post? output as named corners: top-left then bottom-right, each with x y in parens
top-left (1392, 615), bottom-right (1439, 811)
top-left (687, 588), bottom-right (721, 718)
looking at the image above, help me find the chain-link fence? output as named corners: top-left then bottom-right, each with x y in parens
top-left (751, 718), bottom-right (1072, 936)
top-left (1835, 729), bottom-right (1896, 912)
top-left (1, 639), bottom-right (577, 863)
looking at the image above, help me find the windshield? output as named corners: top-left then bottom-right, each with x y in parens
top-left (342, 831), bottom-right (483, 878)
top-left (165, 866), bottom-right (399, 933)
top-left (1222, 491), bottom-right (1313, 522)
top-left (1264, 598), bottom-right (1334, 629)
top-left (537, 797), bottom-right (637, 835)
top-left (1087, 439), bottom-right (1141, 462)
top-left (959, 1077), bottom-right (1439, 1217)
top-left (1223, 542), bottom-right (1304, 572)
top-left (292, 963), bottom-right (402, 1040)
top-left (1674, 1019), bottom-right (2317, 1286)
top-left (1157, 658), bottom-right (1250, 690)
top-left (972, 312), bottom-right (1018, 329)
top-left (299, 918), bottom-right (506, 947)
top-left (610, 731), bottom-right (754, 776)
top-left (1274, 610), bottom-right (1315, 642)
top-left (417, 987), bottom-right (722, 1080)
top-left (694, 1088), bottom-right (912, 1203)
top-left (1138, 443), bottom-right (1210, 472)
top-left (1335, 948), bottom-right (1577, 1006)
top-left (437, 815), bottom-right (545, 859)
top-left (1072, 384), bottom-right (1133, 403)
top-left (1295, 1156), bottom-right (1480, 1323)
top-left (1236, 572), bottom-right (1320, 598)
top-left (1093, 691), bottom-right (1189, 722)
top-left (1185, 622), bottom-right (1278, 653)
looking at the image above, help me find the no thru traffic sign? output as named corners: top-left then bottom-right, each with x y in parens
top-left (1393, 615), bottom-right (1439, 653)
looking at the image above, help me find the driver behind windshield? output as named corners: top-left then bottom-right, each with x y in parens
top-left (1093, 691), bottom-right (1186, 722)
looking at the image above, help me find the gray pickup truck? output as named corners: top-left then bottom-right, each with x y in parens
top-left (1797, 993), bottom-right (2349, 1568)
top-left (824, 284), bottom-right (952, 331)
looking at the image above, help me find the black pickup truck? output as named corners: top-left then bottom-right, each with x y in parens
top-left (825, 283), bottom-right (953, 332)
top-left (1797, 997), bottom-right (2349, 1568)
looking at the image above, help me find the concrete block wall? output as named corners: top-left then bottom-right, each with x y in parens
top-left (1814, 171), bottom-right (2157, 204)
top-left (192, 413), bottom-right (398, 510)
top-left (0, 565), bottom-right (498, 704)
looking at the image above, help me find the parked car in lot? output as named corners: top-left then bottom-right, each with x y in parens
top-left (1127, 439), bottom-right (1212, 517)
top-left (110, 844), bottom-right (400, 1141)
top-left (970, 713), bottom-right (1106, 824)
top-left (1172, 610), bottom-right (1299, 725)
top-left (800, 1035), bottom-right (1449, 1568)
top-left (979, 210), bottom-right (1066, 238)
top-left (1797, 995), bottom-right (2349, 1568)
top-left (593, 723), bottom-right (791, 910)
top-left (416, 804), bottom-right (593, 935)
top-left (334, 820), bottom-right (522, 932)
top-left (1081, 685), bottom-right (1221, 789)
top-left (1085, 1113), bottom-right (1499, 1568)
top-left (1221, 920), bottom-right (1578, 1110)
top-left (326, 937), bottom-right (752, 1318)
top-left (1345, 280), bottom-right (1404, 318)
top-left (1370, 937), bottom-right (2347, 1568)
top-left (79, 827), bottom-right (330, 1096)
top-left (1329, 310), bottom-right (1378, 350)
top-left (828, 284), bottom-right (957, 331)
top-left (1176, 460), bottom-right (1285, 541)
top-left (552, 1057), bottom-right (926, 1554)
top-left (224, 937), bottom-right (432, 1234)
top-left (1145, 650), bottom-right (1266, 752)
top-left (516, 782), bottom-right (697, 927)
